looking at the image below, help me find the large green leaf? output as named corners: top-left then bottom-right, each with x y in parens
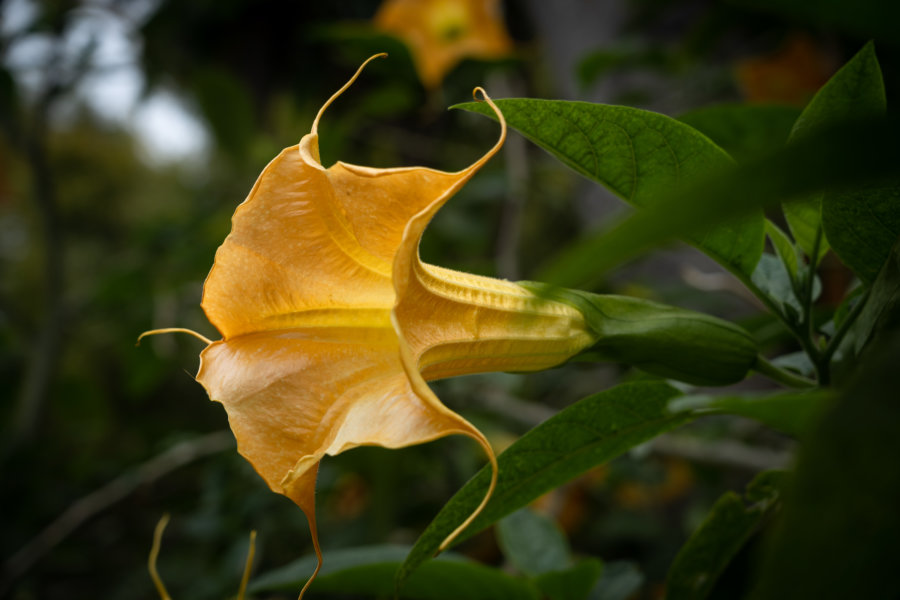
top-left (751, 332), bottom-right (900, 599)
top-left (678, 104), bottom-right (800, 163)
top-left (396, 381), bottom-right (690, 591)
top-left (455, 98), bottom-right (765, 277)
top-left (783, 42), bottom-right (886, 265)
top-left (666, 471), bottom-right (785, 600)
top-left (249, 544), bottom-right (539, 600)
top-left (529, 114), bottom-right (900, 288)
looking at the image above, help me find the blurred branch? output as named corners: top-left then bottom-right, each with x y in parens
top-left (489, 72), bottom-right (528, 280)
top-left (479, 388), bottom-right (556, 428)
top-left (0, 432), bottom-right (235, 595)
top-left (681, 264), bottom-right (767, 310)
top-left (650, 434), bottom-right (792, 472)
top-left (10, 80), bottom-right (65, 449)
top-left (9, 32), bottom-right (99, 449)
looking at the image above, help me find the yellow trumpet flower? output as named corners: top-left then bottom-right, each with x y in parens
top-left (142, 54), bottom-right (594, 596)
top-left (374, 0), bottom-right (513, 88)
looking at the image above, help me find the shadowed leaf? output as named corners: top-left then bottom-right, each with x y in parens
top-left (784, 42), bottom-right (885, 265)
top-left (666, 471), bottom-right (785, 600)
top-left (249, 545), bottom-right (539, 600)
top-left (678, 104), bottom-right (800, 163)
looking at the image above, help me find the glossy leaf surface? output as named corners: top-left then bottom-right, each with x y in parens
top-left (456, 98), bottom-right (765, 277)
top-left (528, 115), bottom-right (900, 288)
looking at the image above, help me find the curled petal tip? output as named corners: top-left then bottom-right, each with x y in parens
top-left (312, 53), bottom-right (389, 136)
top-left (456, 87), bottom-right (506, 174)
top-left (436, 432), bottom-right (499, 552)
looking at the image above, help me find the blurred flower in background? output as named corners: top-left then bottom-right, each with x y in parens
top-left (735, 33), bottom-right (837, 106)
top-left (374, 0), bottom-right (513, 88)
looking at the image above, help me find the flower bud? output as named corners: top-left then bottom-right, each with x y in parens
top-left (521, 284), bottom-right (758, 386)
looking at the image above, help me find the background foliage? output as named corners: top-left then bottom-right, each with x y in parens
top-left (2, 0), bottom-right (898, 599)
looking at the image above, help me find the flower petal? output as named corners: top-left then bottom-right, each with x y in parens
top-left (200, 143), bottom-right (395, 340)
top-left (375, 0), bottom-right (514, 88)
top-left (196, 327), bottom-right (483, 500)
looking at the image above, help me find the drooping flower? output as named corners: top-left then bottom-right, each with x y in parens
top-left (374, 0), bottom-right (513, 88)
top-left (142, 55), bottom-right (595, 595)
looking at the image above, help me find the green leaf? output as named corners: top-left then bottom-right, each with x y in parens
top-left (669, 389), bottom-right (834, 438)
top-left (249, 544), bottom-right (539, 600)
top-left (764, 220), bottom-right (802, 285)
top-left (750, 253), bottom-right (819, 320)
top-left (666, 471), bottom-right (785, 600)
top-left (784, 42), bottom-right (886, 265)
top-left (770, 351), bottom-right (815, 379)
top-left (396, 382), bottom-right (690, 590)
top-left (536, 559), bottom-right (605, 600)
top-left (528, 114), bottom-right (900, 289)
top-left (751, 332), bottom-right (900, 600)
top-left (497, 508), bottom-right (572, 575)
top-left (497, 508), bottom-right (603, 600)
top-left (455, 98), bottom-right (765, 277)
top-left (781, 196), bottom-right (829, 265)
top-left (789, 43), bottom-right (885, 147)
top-left (852, 238), bottom-right (900, 355)
top-left (752, 253), bottom-right (801, 318)
top-left (823, 182), bottom-right (900, 285)
top-left (590, 561), bottom-right (643, 600)
top-left (678, 104), bottom-right (800, 163)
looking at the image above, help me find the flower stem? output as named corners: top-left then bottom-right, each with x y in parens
top-left (754, 355), bottom-right (818, 388)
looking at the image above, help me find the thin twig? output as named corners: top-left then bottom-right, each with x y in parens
top-left (803, 228), bottom-right (826, 382)
top-left (1, 432), bottom-right (234, 593)
top-left (11, 81), bottom-right (65, 448)
top-left (754, 355), bottom-right (818, 388)
top-left (650, 434), bottom-right (792, 472)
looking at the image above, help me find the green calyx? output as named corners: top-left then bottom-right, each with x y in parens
top-left (522, 283), bottom-right (758, 386)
